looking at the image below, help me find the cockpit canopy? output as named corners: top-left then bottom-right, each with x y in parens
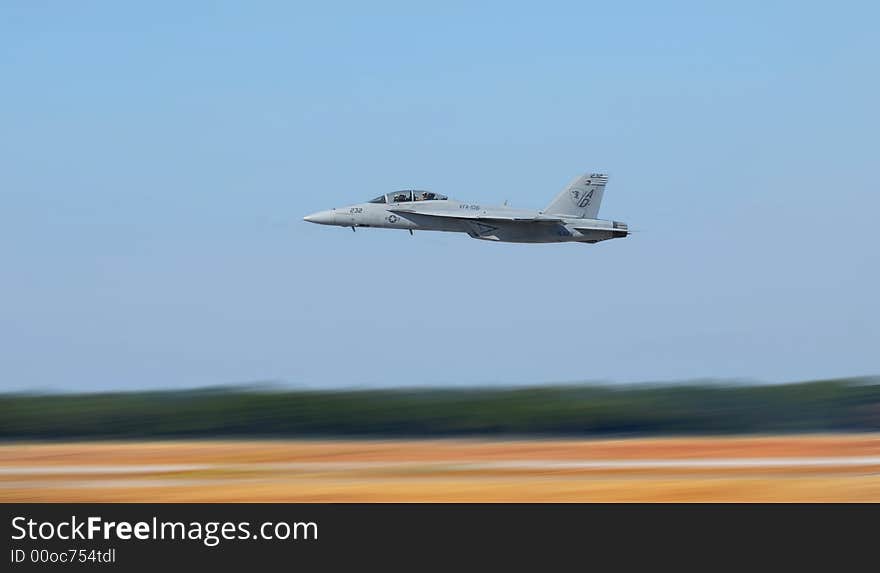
top-left (369, 190), bottom-right (448, 204)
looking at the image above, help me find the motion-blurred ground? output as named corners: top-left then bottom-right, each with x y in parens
top-left (2, 435), bottom-right (879, 501)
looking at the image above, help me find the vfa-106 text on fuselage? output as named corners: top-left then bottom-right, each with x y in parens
top-left (304, 172), bottom-right (629, 244)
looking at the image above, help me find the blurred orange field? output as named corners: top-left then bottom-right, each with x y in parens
top-left (2, 435), bottom-right (880, 502)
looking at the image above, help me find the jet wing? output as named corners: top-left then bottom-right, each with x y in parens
top-left (388, 208), bottom-right (564, 223)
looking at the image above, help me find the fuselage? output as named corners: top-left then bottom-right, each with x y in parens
top-left (304, 189), bottom-right (628, 244)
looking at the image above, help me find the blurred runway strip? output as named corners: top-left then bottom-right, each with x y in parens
top-left (3, 437), bottom-right (880, 500)
top-left (3, 456), bottom-right (880, 478)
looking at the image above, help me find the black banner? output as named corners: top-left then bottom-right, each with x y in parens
top-left (1, 504), bottom-right (875, 570)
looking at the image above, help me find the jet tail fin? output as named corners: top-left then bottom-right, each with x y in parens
top-left (543, 173), bottom-right (608, 218)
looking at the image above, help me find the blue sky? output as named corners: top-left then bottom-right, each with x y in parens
top-left (1, 1), bottom-right (878, 391)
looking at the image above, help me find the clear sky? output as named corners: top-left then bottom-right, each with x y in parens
top-left (1, 1), bottom-right (878, 392)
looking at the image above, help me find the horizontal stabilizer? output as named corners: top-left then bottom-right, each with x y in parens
top-left (573, 221), bottom-right (629, 238)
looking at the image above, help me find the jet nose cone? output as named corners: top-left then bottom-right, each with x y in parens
top-left (303, 210), bottom-right (336, 225)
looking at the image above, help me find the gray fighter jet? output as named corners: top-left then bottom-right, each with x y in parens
top-left (303, 173), bottom-right (628, 244)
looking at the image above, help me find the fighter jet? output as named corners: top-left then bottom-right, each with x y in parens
top-left (303, 173), bottom-right (628, 244)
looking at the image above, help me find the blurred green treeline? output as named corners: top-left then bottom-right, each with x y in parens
top-left (2, 378), bottom-right (879, 439)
